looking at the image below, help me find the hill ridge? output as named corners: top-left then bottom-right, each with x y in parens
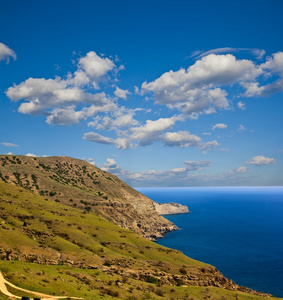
top-left (0, 155), bottom-right (176, 240)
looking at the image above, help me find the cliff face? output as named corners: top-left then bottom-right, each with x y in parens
top-left (0, 155), bottom-right (177, 240)
top-left (154, 202), bottom-right (189, 215)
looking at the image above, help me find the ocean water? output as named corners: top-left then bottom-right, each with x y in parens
top-left (137, 187), bottom-right (283, 297)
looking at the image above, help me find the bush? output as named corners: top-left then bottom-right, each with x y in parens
top-left (155, 288), bottom-right (165, 296)
top-left (147, 276), bottom-right (158, 284)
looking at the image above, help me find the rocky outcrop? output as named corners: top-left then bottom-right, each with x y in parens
top-left (154, 202), bottom-right (189, 215)
top-left (0, 155), bottom-right (178, 240)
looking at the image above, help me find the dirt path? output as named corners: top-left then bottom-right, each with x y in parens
top-left (0, 271), bottom-right (83, 300)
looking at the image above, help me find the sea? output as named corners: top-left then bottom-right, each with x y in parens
top-left (137, 186), bottom-right (283, 297)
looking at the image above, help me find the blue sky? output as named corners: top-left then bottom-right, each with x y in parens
top-left (1, 0), bottom-right (283, 187)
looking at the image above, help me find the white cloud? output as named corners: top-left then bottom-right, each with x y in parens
top-left (184, 160), bottom-right (211, 171)
top-left (142, 54), bottom-right (262, 117)
top-left (100, 159), bottom-right (212, 186)
top-left (84, 113), bottom-right (218, 151)
top-left (46, 105), bottom-right (87, 125)
top-left (162, 131), bottom-right (201, 147)
top-left (83, 132), bottom-right (115, 145)
top-left (25, 153), bottom-right (38, 157)
top-left (6, 52), bottom-right (119, 122)
top-left (2, 142), bottom-right (18, 147)
top-left (238, 124), bottom-right (245, 131)
top-left (245, 155), bottom-right (276, 166)
top-left (115, 138), bottom-right (133, 150)
top-left (261, 52), bottom-right (283, 75)
top-left (212, 123), bottom-right (227, 130)
top-left (0, 43), bottom-right (16, 62)
top-left (237, 101), bottom-right (246, 110)
top-left (200, 140), bottom-right (219, 152)
top-left (77, 51), bottom-right (116, 88)
top-left (96, 107), bottom-right (139, 131)
top-left (241, 52), bottom-right (283, 98)
top-left (235, 166), bottom-right (248, 173)
top-left (130, 116), bottom-right (181, 146)
top-left (192, 47), bottom-right (266, 60)
top-left (114, 87), bottom-right (131, 99)
top-left (241, 81), bottom-right (265, 97)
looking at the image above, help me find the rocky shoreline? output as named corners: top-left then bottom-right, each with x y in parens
top-left (153, 201), bottom-right (189, 215)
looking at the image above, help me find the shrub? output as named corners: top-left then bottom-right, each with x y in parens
top-left (155, 288), bottom-right (165, 296)
top-left (147, 276), bottom-right (158, 284)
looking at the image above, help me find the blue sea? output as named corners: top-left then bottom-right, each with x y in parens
top-left (137, 187), bottom-right (283, 297)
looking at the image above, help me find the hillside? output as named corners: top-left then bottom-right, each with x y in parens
top-left (0, 180), bottom-right (280, 300)
top-left (0, 155), bottom-right (177, 241)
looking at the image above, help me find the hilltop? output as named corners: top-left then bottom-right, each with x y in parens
top-left (0, 155), bottom-right (177, 240)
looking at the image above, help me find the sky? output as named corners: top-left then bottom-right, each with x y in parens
top-left (1, 0), bottom-right (283, 187)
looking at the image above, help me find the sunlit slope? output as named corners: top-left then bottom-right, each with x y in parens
top-left (0, 181), bottom-right (280, 299)
top-left (0, 155), bottom-right (176, 240)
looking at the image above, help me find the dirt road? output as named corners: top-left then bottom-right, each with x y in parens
top-left (0, 271), bottom-right (83, 300)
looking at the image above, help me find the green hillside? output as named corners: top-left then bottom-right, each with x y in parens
top-left (0, 155), bottom-right (176, 240)
top-left (0, 156), bottom-right (281, 299)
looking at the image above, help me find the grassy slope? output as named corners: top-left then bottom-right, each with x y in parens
top-left (0, 155), bottom-right (176, 240)
top-left (0, 181), bottom-right (282, 300)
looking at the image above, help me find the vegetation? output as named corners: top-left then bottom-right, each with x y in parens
top-left (0, 155), bottom-right (281, 299)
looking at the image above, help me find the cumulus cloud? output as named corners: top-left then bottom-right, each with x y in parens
top-left (241, 52), bottom-right (283, 98)
top-left (95, 107), bottom-right (139, 131)
top-left (114, 87), bottom-right (131, 99)
top-left (141, 54), bottom-right (262, 117)
top-left (130, 116), bottom-right (181, 146)
top-left (6, 77), bottom-right (108, 115)
top-left (77, 51), bottom-right (115, 89)
top-left (200, 140), bottom-right (219, 152)
top-left (212, 123), bottom-right (227, 130)
top-left (100, 158), bottom-right (251, 187)
top-left (100, 159), bottom-right (212, 186)
top-left (261, 52), bottom-right (283, 75)
top-left (245, 155), bottom-right (276, 166)
top-left (84, 112), bottom-right (218, 151)
top-left (237, 101), bottom-right (246, 110)
top-left (162, 131), bottom-right (201, 147)
top-left (46, 105), bottom-right (87, 125)
top-left (6, 51), bottom-right (120, 123)
top-left (0, 43), bottom-right (16, 62)
top-left (2, 142), bottom-right (18, 147)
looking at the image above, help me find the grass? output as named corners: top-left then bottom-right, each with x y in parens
top-left (0, 171), bottom-right (282, 299)
top-left (1, 261), bottom-right (282, 300)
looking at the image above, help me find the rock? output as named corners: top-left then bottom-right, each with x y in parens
top-left (153, 202), bottom-right (189, 215)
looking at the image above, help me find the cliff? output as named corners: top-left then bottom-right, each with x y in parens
top-left (0, 155), bottom-right (177, 240)
top-left (154, 202), bottom-right (189, 215)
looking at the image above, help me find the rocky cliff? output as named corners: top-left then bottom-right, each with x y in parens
top-left (154, 202), bottom-right (189, 215)
top-left (0, 155), bottom-right (177, 240)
